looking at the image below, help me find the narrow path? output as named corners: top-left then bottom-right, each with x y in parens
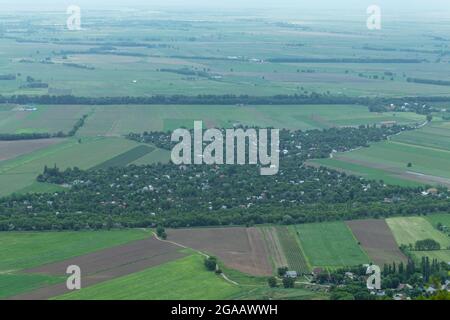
top-left (152, 232), bottom-right (239, 286)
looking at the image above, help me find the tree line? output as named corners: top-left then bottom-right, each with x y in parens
top-left (0, 114), bottom-right (88, 141)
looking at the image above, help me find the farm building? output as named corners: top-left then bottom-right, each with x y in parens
top-left (285, 271), bottom-right (298, 278)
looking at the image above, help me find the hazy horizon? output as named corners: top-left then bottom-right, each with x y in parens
top-left (1, 0), bottom-right (449, 13)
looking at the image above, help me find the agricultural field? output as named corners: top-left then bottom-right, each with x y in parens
top-left (77, 104), bottom-right (423, 135)
top-left (275, 226), bottom-right (310, 274)
top-left (310, 158), bottom-right (423, 187)
top-left (314, 120), bottom-right (450, 188)
top-left (0, 230), bottom-right (151, 272)
top-left (0, 274), bottom-right (61, 299)
top-left (391, 122), bottom-right (450, 151)
top-left (166, 227), bottom-right (273, 276)
top-left (0, 229), bottom-right (151, 299)
top-left (0, 104), bottom-right (423, 136)
top-left (426, 213), bottom-right (450, 231)
top-left (386, 217), bottom-right (450, 249)
top-left (12, 237), bottom-right (185, 300)
top-left (0, 137), bottom-right (149, 196)
top-left (316, 139), bottom-right (450, 187)
top-left (260, 226), bottom-right (288, 270)
top-left (1, 11), bottom-right (450, 98)
top-left (54, 254), bottom-right (242, 300)
top-left (0, 105), bottom-right (92, 134)
top-left (346, 219), bottom-right (407, 266)
top-left (0, 138), bottom-right (65, 162)
top-left (91, 145), bottom-right (155, 170)
top-left (295, 222), bottom-right (369, 269)
top-left (1, 4), bottom-right (450, 301)
top-left (412, 250), bottom-right (450, 264)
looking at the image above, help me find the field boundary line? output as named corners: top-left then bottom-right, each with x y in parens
top-left (152, 232), bottom-right (240, 286)
top-left (344, 223), bottom-right (371, 262)
top-left (389, 140), bottom-right (450, 154)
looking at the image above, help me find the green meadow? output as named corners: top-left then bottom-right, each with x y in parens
top-left (295, 222), bottom-right (369, 269)
top-left (386, 217), bottom-right (450, 248)
top-left (0, 137), bottom-right (145, 196)
top-left (0, 274), bottom-right (62, 299)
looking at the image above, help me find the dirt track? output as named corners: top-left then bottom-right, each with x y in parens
top-left (346, 219), bottom-right (407, 266)
top-left (167, 227), bottom-right (273, 276)
top-left (9, 237), bottom-right (184, 300)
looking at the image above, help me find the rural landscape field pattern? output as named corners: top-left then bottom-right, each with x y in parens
top-left (0, 2), bottom-right (450, 300)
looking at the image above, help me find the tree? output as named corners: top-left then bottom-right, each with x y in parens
top-left (415, 239), bottom-right (440, 251)
top-left (282, 277), bottom-right (295, 288)
top-left (267, 277), bottom-right (277, 288)
top-left (277, 267), bottom-right (288, 277)
top-left (156, 225), bottom-right (167, 239)
top-left (427, 114), bottom-right (433, 122)
top-left (204, 256), bottom-right (217, 271)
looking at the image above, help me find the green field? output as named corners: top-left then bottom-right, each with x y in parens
top-left (0, 137), bottom-right (146, 196)
top-left (0, 229), bottom-right (150, 272)
top-left (386, 217), bottom-right (450, 248)
top-left (91, 145), bottom-right (155, 169)
top-left (295, 222), bottom-right (370, 268)
top-left (413, 250), bottom-right (450, 263)
top-left (311, 158), bottom-right (422, 187)
top-left (321, 139), bottom-right (450, 186)
top-left (76, 105), bottom-right (423, 135)
top-left (0, 274), bottom-right (62, 299)
top-left (276, 226), bottom-right (310, 274)
top-left (425, 213), bottom-right (450, 229)
top-left (55, 254), bottom-right (242, 300)
top-left (391, 122), bottom-right (450, 151)
top-left (0, 105), bottom-right (92, 134)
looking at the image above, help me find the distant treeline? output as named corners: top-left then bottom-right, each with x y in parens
top-left (0, 133), bottom-right (63, 141)
top-left (407, 78), bottom-right (450, 86)
top-left (59, 49), bottom-right (149, 58)
top-left (266, 58), bottom-right (426, 63)
top-left (159, 68), bottom-right (211, 78)
top-left (361, 46), bottom-right (447, 55)
top-left (0, 74), bottom-right (16, 80)
top-left (1, 93), bottom-right (450, 107)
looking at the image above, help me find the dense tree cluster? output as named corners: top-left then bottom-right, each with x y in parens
top-left (320, 258), bottom-right (449, 300)
top-left (414, 239), bottom-right (441, 251)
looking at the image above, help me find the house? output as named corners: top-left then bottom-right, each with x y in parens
top-left (380, 121), bottom-right (397, 127)
top-left (312, 267), bottom-right (323, 277)
top-left (397, 283), bottom-right (413, 291)
top-left (344, 272), bottom-right (354, 280)
top-left (285, 271), bottom-right (298, 278)
top-left (376, 290), bottom-right (386, 297)
top-left (441, 280), bottom-right (450, 291)
top-left (426, 286), bottom-right (437, 294)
